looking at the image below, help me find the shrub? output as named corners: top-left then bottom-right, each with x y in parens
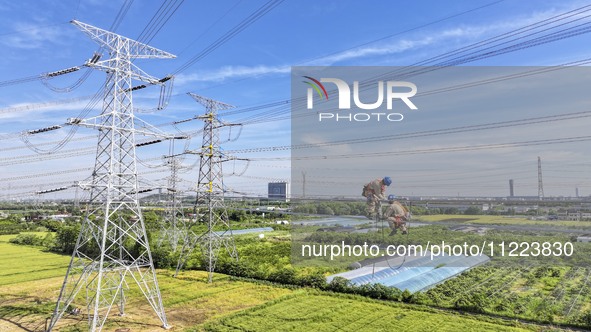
top-left (327, 277), bottom-right (351, 293)
top-left (269, 267), bottom-right (297, 284)
top-left (9, 233), bottom-right (44, 246)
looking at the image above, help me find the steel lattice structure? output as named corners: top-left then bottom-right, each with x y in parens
top-left (47, 20), bottom-right (175, 332)
top-left (158, 142), bottom-right (187, 252)
top-left (175, 93), bottom-right (238, 282)
top-left (538, 156), bottom-right (544, 200)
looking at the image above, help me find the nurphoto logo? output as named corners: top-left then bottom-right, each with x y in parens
top-left (303, 76), bottom-right (418, 122)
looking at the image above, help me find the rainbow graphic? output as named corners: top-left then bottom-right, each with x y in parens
top-left (302, 76), bottom-right (328, 100)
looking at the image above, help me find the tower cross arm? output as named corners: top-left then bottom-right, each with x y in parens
top-left (88, 60), bottom-right (166, 84)
top-left (187, 92), bottom-right (235, 111)
top-left (71, 20), bottom-right (176, 59)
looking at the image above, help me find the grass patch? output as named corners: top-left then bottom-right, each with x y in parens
top-left (418, 215), bottom-right (591, 229)
top-left (203, 291), bottom-right (534, 332)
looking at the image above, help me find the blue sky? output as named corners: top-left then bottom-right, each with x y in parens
top-left (1, 0), bottom-right (591, 199)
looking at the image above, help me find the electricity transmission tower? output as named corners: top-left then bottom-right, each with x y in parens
top-left (538, 156), bottom-right (544, 199)
top-left (175, 93), bottom-right (239, 282)
top-left (47, 20), bottom-right (175, 331)
top-left (158, 142), bottom-right (187, 251)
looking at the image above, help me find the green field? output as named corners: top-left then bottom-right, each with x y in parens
top-left (417, 214), bottom-right (591, 229)
top-left (0, 234), bottom-right (549, 331)
top-left (204, 292), bottom-right (531, 332)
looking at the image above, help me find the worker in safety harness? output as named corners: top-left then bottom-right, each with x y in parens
top-left (383, 194), bottom-right (410, 235)
top-left (362, 176), bottom-right (392, 219)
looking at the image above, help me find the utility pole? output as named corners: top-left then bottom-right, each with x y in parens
top-left (47, 20), bottom-right (175, 332)
top-left (175, 93), bottom-right (239, 282)
top-left (538, 156), bottom-right (544, 200)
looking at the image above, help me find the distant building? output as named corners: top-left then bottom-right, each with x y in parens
top-left (513, 206), bottom-right (530, 214)
top-left (268, 182), bottom-right (290, 201)
top-left (43, 214), bottom-right (72, 222)
top-left (557, 210), bottom-right (584, 221)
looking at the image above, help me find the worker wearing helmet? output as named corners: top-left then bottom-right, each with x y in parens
top-left (362, 176), bottom-right (392, 219)
top-left (384, 194), bottom-right (409, 235)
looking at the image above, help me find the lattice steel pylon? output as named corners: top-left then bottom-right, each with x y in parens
top-left (158, 141), bottom-right (186, 252)
top-left (175, 93), bottom-right (239, 282)
top-left (538, 156), bottom-right (544, 199)
top-left (47, 20), bottom-right (175, 332)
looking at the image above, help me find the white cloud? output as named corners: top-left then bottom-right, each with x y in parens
top-left (175, 25), bottom-right (492, 85)
top-left (0, 99), bottom-right (99, 122)
top-left (0, 22), bottom-right (71, 49)
top-left (176, 3), bottom-right (591, 85)
top-left (176, 65), bottom-right (291, 85)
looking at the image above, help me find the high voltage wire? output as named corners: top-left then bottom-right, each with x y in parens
top-left (1, 2), bottom-right (184, 200)
top-left (176, 0), bottom-right (244, 56)
top-left (0, 74), bottom-right (46, 88)
top-left (227, 109), bottom-right (591, 154)
top-left (19, 85), bottom-right (106, 154)
top-left (15, 3), bottom-right (182, 153)
top-left (0, 0), bottom-right (172, 92)
top-left (0, 22), bottom-right (69, 37)
top-left (6, 104), bottom-right (591, 163)
top-left (0, 95), bottom-right (95, 116)
top-left (359, 6), bottom-right (591, 85)
top-left (5, 3), bottom-right (591, 198)
top-left (0, 147), bottom-right (95, 166)
top-left (0, 167), bottom-right (93, 182)
top-left (357, 3), bottom-right (591, 82)
top-left (251, 135), bottom-right (591, 161)
top-left (0, 0), bottom-right (136, 90)
top-left (23, 0), bottom-right (187, 154)
top-left (416, 58), bottom-right (591, 96)
top-left (172, 0), bottom-right (284, 75)
top-left (110, 0), bottom-right (135, 31)
top-left (137, 0), bottom-right (184, 44)
top-left (4, 3), bottom-right (590, 134)
top-left (294, 169), bottom-right (557, 183)
top-left (232, 55), bottom-right (591, 125)
top-left (225, 4), bottom-right (591, 123)
top-left (308, 1), bottom-right (506, 65)
top-left (204, 0), bottom-right (506, 91)
top-left (1, 180), bottom-right (78, 192)
top-left (41, 0), bottom-right (136, 93)
top-left (0, 1), bottom-right (143, 151)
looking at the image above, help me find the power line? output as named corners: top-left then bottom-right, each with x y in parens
top-left (228, 109), bottom-right (591, 154)
top-left (7, 5), bottom-right (591, 148)
top-left (0, 94), bottom-right (95, 116)
top-left (251, 135), bottom-right (591, 161)
top-left (195, 0), bottom-right (506, 91)
top-left (172, 0), bottom-right (284, 75)
top-left (223, 4), bottom-right (591, 124)
top-left (7, 103), bottom-right (591, 164)
top-left (136, 0), bottom-right (185, 44)
top-left (110, 0), bottom-right (135, 31)
top-left (0, 167), bottom-right (92, 182)
top-left (0, 22), bottom-right (69, 37)
top-left (176, 0), bottom-right (244, 56)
